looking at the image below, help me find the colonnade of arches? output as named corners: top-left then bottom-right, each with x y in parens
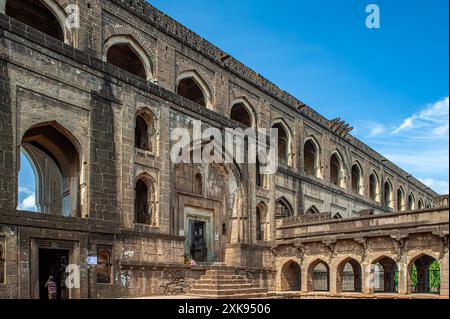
top-left (279, 254), bottom-right (442, 295)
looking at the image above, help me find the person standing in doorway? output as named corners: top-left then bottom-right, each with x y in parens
top-left (45, 275), bottom-right (57, 300)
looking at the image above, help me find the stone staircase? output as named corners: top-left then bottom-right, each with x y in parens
top-left (188, 269), bottom-right (275, 299)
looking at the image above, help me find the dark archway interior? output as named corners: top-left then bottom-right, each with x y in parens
top-left (177, 78), bottom-right (206, 107)
top-left (281, 262), bottom-right (301, 291)
top-left (384, 182), bottom-right (392, 209)
top-left (369, 174), bottom-right (377, 201)
top-left (352, 165), bottom-right (360, 194)
top-left (107, 44), bottom-right (146, 79)
top-left (330, 154), bottom-right (340, 186)
top-left (272, 123), bottom-right (288, 164)
top-left (397, 189), bottom-right (404, 211)
top-left (6, 0), bottom-right (64, 42)
top-left (135, 115), bottom-right (149, 151)
top-left (373, 257), bottom-right (398, 293)
top-left (230, 103), bottom-right (252, 127)
top-left (135, 179), bottom-right (150, 224)
top-left (410, 255), bottom-right (440, 294)
top-left (304, 141), bottom-right (317, 176)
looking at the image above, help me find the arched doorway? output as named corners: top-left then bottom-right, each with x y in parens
top-left (272, 121), bottom-right (291, 165)
top-left (230, 101), bottom-right (254, 128)
top-left (107, 43), bottom-right (147, 79)
top-left (275, 197), bottom-right (294, 219)
top-left (176, 72), bottom-right (211, 107)
top-left (330, 152), bottom-right (345, 188)
top-left (280, 260), bottom-right (301, 292)
top-left (372, 256), bottom-right (398, 293)
top-left (134, 175), bottom-right (157, 226)
top-left (337, 258), bottom-right (362, 293)
top-left (304, 139), bottom-right (320, 177)
top-left (351, 163), bottom-right (363, 195)
top-left (409, 255), bottom-right (440, 294)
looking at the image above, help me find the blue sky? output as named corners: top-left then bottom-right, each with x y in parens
top-left (147, 0), bottom-right (449, 194)
top-left (17, 0), bottom-right (449, 211)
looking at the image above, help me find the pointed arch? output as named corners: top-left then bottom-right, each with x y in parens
top-left (275, 197), bottom-right (294, 219)
top-left (333, 213), bottom-right (343, 220)
top-left (103, 35), bottom-right (154, 81)
top-left (176, 71), bottom-right (212, 108)
top-left (304, 137), bottom-right (321, 178)
top-left (134, 173), bottom-right (158, 226)
top-left (330, 150), bottom-right (346, 188)
top-left (280, 260), bottom-right (301, 292)
top-left (371, 256), bottom-right (398, 293)
top-left (407, 193), bottom-right (416, 211)
top-left (305, 205), bottom-right (320, 215)
top-left (408, 254), bottom-right (440, 294)
top-left (307, 259), bottom-right (330, 292)
top-left (230, 98), bottom-right (256, 128)
top-left (135, 108), bottom-right (156, 152)
top-left (369, 172), bottom-right (380, 203)
top-left (272, 119), bottom-right (293, 166)
top-left (384, 179), bottom-right (394, 210)
top-left (336, 257), bottom-right (362, 293)
top-left (418, 197), bottom-right (425, 210)
top-left (5, 0), bottom-right (69, 43)
top-left (397, 187), bottom-right (405, 211)
top-left (256, 201), bottom-right (268, 241)
top-left (19, 122), bottom-right (81, 217)
top-left (351, 161), bottom-right (364, 195)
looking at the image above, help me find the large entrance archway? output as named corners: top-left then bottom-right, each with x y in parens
top-left (372, 256), bottom-right (398, 293)
top-left (408, 255), bottom-right (441, 294)
top-left (337, 258), bottom-right (362, 293)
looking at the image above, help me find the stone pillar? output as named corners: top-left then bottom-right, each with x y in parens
top-left (361, 263), bottom-right (372, 294)
top-left (397, 260), bottom-right (408, 295)
top-left (0, 0), bottom-right (5, 14)
top-left (440, 252), bottom-right (449, 297)
top-left (329, 263), bottom-right (338, 294)
top-left (301, 266), bottom-right (309, 292)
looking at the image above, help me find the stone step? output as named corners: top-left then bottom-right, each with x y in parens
top-left (196, 278), bottom-right (251, 285)
top-left (189, 287), bottom-right (268, 296)
top-left (192, 283), bottom-right (257, 290)
top-left (201, 275), bottom-right (247, 280)
top-left (205, 269), bottom-right (238, 276)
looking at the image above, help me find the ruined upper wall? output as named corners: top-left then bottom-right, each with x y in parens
top-left (99, 0), bottom-right (439, 197)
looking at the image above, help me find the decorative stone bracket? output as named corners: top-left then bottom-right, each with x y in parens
top-left (391, 234), bottom-right (409, 262)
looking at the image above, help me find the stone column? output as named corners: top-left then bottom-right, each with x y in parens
top-left (329, 263), bottom-right (338, 294)
top-left (0, 0), bottom-right (5, 14)
top-left (397, 260), bottom-right (408, 295)
top-left (301, 266), bottom-right (309, 293)
top-left (361, 263), bottom-right (372, 294)
top-left (440, 251), bottom-right (449, 297)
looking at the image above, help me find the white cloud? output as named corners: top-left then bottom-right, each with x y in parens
top-left (419, 178), bottom-right (449, 195)
top-left (354, 97), bottom-right (449, 195)
top-left (18, 194), bottom-right (37, 211)
top-left (368, 123), bottom-right (386, 137)
top-left (392, 97), bottom-right (449, 136)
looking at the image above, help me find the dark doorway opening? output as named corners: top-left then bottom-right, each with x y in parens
top-left (39, 249), bottom-right (69, 300)
top-left (189, 220), bottom-right (207, 262)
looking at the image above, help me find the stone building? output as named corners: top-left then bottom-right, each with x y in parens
top-left (0, 0), bottom-right (448, 299)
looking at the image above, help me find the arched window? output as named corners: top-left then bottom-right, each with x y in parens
top-left (176, 73), bottom-right (210, 107)
top-left (230, 101), bottom-right (254, 127)
top-left (0, 243), bottom-right (5, 284)
top-left (397, 188), bottom-right (405, 211)
top-left (333, 213), bottom-right (343, 220)
top-left (135, 110), bottom-right (155, 152)
top-left (275, 198), bottom-right (294, 219)
top-left (107, 44), bottom-right (146, 79)
top-left (103, 35), bottom-right (153, 81)
top-left (330, 153), bottom-right (344, 187)
top-left (19, 123), bottom-right (80, 217)
top-left (418, 198), bottom-right (424, 210)
top-left (337, 259), bottom-right (362, 293)
top-left (6, 0), bottom-right (65, 42)
top-left (369, 173), bottom-right (379, 202)
top-left (194, 173), bottom-right (203, 195)
top-left (272, 122), bottom-right (291, 165)
top-left (305, 206), bottom-right (320, 215)
top-left (304, 139), bottom-right (320, 177)
top-left (372, 256), bottom-right (398, 293)
top-left (309, 260), bottom-right (330, 292)
top-left (280, 261), bottom-right (301, 292)
top-left (351, 163), bottom-right (363, 195)
top-left (408, 193), bottom-right (415, 211)
top-left (256, 202), bottom-right (268, 241)
top-left (384, 180), bottom-right (394, 210)
top-left (409, 255), bottom-right (440, 294)
top-left (135, 176), bottom-right (156, 226)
